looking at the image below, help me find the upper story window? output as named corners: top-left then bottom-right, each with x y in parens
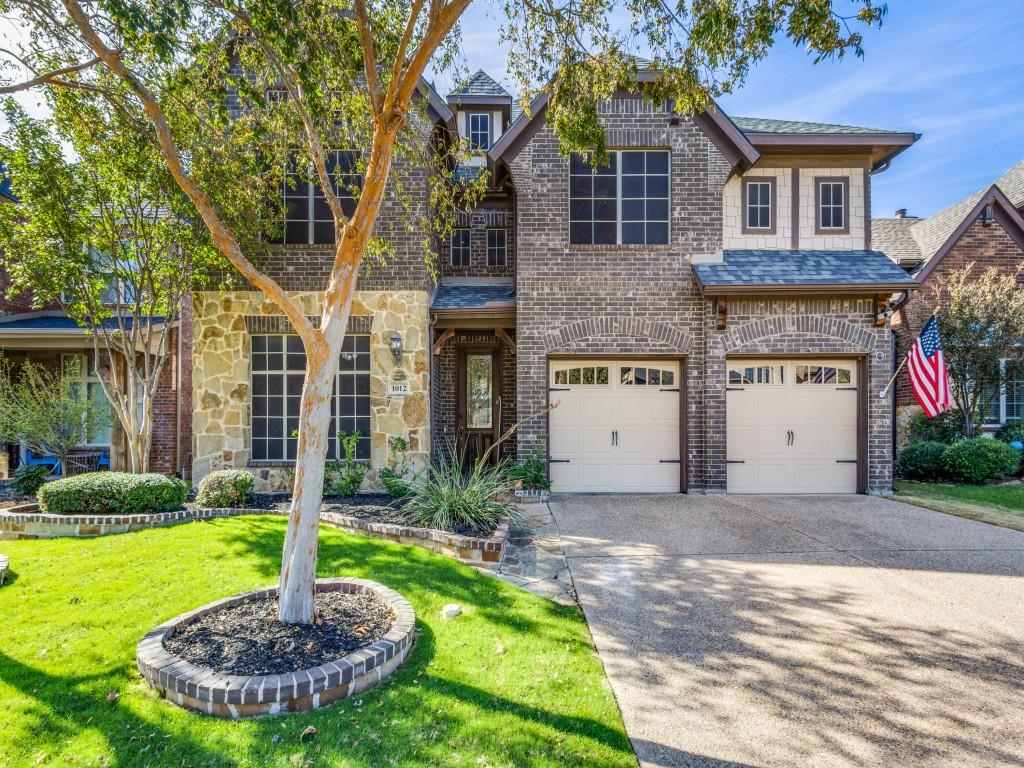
top-left (743, 177), bottom-right (774, 233)
top-left (816, 177), bottom-right (848, 234)
top-left (487, 229), bottom-right (507, 266)
top-left (450, 228), bottom-right (471, 266)
top-left (283, 150), bottom-right (361, 245)
top-left (468, 113), bottom-right (491, 150)
top-left (569, 150), bottom-right (670, 245)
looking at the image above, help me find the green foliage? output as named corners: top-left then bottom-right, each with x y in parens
top-left (0, 358), bottom-right (104, 464)
top-left (509, 445), bottom-right (551, 490)
top-left (403, 448), bottom-right (519, 535)
top-left (905, 408), bottom-right (971, 445)
top-left (896, 441), bottom-right (948, 482)
top-left (935, 265), bottom-right (1024, 438)
top-left (941, 439), bottom-right (1021, 485)
top-left (378, 436), bottom-right (415, 498)
top-left (995, 421), bottom-right (1024, 444)
top-left (37, 471), bottom-right (189, 515)
top-left (325, 432), bottom-right (367, 497)
top-left (9, 464), bottom-right (50, 496)
top-left (195, 469), bottom-right (255, 508)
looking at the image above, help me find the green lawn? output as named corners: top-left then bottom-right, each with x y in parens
top-left (894, 480), bottom-right (1024, 531)
top-left (0, 517), bottom-right (635, 768)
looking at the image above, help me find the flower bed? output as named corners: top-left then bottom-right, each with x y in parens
top-left (0, 502), bottom-right (509, 568)
top-left (136, 578), bottom-right (415, 718)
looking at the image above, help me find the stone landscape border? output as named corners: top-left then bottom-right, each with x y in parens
top-left (0, 503), bottom-right (509, 569)
top-left (137, 577), bottom-right (415, 718)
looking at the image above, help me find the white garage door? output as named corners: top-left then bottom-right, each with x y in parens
top-left (549, 360), bottom-right (681, 493)
top-left (727, 359), bottom-right (859, 494)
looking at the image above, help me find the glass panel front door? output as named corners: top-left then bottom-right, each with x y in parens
top-left (466, 354), bottom-right (493, 429)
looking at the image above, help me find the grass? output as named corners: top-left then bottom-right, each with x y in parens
top-left (0, 516), bottom-right (635, 768)
top-left (894, 480), bottom-right (1024, 532)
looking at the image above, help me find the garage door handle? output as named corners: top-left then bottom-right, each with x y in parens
top-left (835, 459), bottom-right (857, 464)
top-left (550, 387), bottom-right (570, 392)
top-left (659, 459), bottom-right (680, 464)
top-left (726, 387), bottom-right (745, 391)
top-left (549, 459), bottom-right (570, 464)
top-left (726, 460), bottom-right (745, 464)
top-left (835, 387), bottom-right (858, 391)
top-left (659, 388), bottom-right (680, 392)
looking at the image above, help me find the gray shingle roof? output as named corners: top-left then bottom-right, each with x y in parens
top-left (872, 159), bottom-right (1024, 270)
top-left (448, 70), bottom-right (511, 99)
top-left (731, 117), bottom-right (905, 136)
top-left (694, 250), bottom-right (917, 289)
top-left (431, 283), bottom-right (515, 310)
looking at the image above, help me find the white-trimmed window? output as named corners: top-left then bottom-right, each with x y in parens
top-left (283, 150), bottom-right (361, 245)
top-left (817, 179), bottom-right (847, 232)
top-left (744, 179), bottom-right (773, 231)
top-left (795, 364), bottom-right (852, 385)
top-left (569, 150), bottom-right (670, 245)
top-left (620, 365), bottom-right (675, 386)
top-left (728, 364), bottom-right (784, 385)
top-left (981, 359), bottom-right (1024, 426)
top-left (487, 229), bottom-right (507, 266)
top-left (450, 228), bottom-right (471, 266)
top-left (553, 365), bottom-right (610, 386)
top-left (250, 334), bottom-right (371, 462)
top-left (468, 113), bottom-right (491, 150)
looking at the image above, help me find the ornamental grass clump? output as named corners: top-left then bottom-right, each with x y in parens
top-left (402, 449), bottom-right (518, 535)
top-left (38, 471), bottom-right (188, 515)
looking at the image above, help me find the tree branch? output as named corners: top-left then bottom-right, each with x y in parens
top-left (0, 55), bottom-right (100, 94)
top-left (353, 0), bottom-right (383, 114)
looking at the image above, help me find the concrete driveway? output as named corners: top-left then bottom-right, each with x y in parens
top-left (550, 494), bottom-right (1024, 768)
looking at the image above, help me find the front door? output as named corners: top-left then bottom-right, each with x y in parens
top-left (457, 347), bottom-right (502, 466)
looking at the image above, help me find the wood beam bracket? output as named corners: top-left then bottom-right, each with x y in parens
top-left (716, 297), bottom-right (728, 331)
top-left (432, 327), bottom-right (455, 356)
top-left (873, 294), bottom-right (887, 328)
top-left (495, 327), bottom-right (516, 355)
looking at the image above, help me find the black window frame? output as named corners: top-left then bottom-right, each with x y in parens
top-left (450, 228), bottom-right (471, 266)
top-left (250, 334), bottom-right (371, 463)
top-left (486, 228), bottom-right (507, 266)
top-left (569, 150), bottom-right (670, 245)
top-left (282, 149), bottom-right (362, 246)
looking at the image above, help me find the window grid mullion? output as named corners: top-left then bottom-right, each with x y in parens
top-left (616, 151), bottom-right (622, 245)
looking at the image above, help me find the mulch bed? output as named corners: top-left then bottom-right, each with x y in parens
top-left (0, 482), bottom-right (35, 508)
top-left (163, 590), bottom-right (395, 676)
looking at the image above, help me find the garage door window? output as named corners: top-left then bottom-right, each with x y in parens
top-left (795, 364), bottom-right (852, 385)
top-left (621, 366), bottom-right (674, 386)
top-left (554, 365), bottom-right (609, 386)
top-left (728, 364), bottom-right (784, 385)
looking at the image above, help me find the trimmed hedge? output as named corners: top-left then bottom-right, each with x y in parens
top-left (38, 472), bottom-right (189, 515)
top-left (195, 469), bottom-right (255, 508)
top-left (941, 438), bottom-right (1021, 485)
top-left (897, 441), bottom-right (947, 481)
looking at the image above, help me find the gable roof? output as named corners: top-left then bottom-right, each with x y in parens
top-left (448, 70), bottom-right (511, 100)
top-left (873, 160), bottom-right (1024, 273)
top-left (730, 117), bottom-right (907, 136)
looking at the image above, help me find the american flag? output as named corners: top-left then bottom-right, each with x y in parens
top-left (907, 316), bottom-right (952, 417)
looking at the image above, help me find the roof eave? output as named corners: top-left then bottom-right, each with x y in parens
top-left (697, 281), bottom-right (919, 297)
top-left (743, 131), bottom-right (921, 171)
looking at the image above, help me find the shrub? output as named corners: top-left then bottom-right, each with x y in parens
top-left (905, 408), bottom-right (971, 445)
top-left (325, 431), bottom-right (367, 497)
top-left (897, 441), bottom-right (948, 481)
top-left (995, 421), bottom-right (1024, 444)
top-left (195, 469), bottom-right (255, 508)
top-left (941, 438), bottom-right (1021, 485)
top-left (509, 445), bottom-right (550, 490)
top-left (403, 448), bottom-right (519, 535)
top-left (38, 471), bottom-right (189, 515)
top-left (378, 436), bottom-right (414, 498)
top-left (9, 463), bottom-right (50, 495)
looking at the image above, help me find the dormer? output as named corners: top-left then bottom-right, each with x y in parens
top-left (447, 70), bottom-right (514, 170)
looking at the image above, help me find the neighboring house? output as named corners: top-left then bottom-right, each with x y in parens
top-left (191, 67), bottom-right (922, 495)
top-left (874, 160), bottom-right (1024, 437)
top-left (0, 173), bottom-right (193, 479)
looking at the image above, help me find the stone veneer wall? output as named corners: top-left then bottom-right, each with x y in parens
top-left (192, 290), bottom-right (431, 490)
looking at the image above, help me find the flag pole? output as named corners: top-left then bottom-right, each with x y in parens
top-left (879, 306), bottom-right (940, 399)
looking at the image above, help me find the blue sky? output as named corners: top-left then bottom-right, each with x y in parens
top-left (435, 0), bottom-right (1024, 219)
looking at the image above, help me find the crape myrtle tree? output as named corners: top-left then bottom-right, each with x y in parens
top-left (0, 99), bottom-right (219, 473)
top-left (931, 263), bottom-right (1024, 438)
top-left (0, 0), bottom-right (886, 624)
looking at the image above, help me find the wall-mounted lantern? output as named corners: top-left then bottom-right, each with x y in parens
top-left (388, 332), bottom-right (403, 365)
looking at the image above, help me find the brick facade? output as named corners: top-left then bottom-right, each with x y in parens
top-left (893, 216), bottom-right (1024, 408)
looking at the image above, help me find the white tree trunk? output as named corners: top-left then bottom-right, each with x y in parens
top-left (277, 303), bottom-right (351, 624)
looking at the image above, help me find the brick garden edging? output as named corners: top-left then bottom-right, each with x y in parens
top-left (0, 503), bottom-right (508, 569)
top-left (137, 577), bottom-right (415, 718)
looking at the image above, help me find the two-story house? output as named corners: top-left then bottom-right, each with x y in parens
top-left (191, 68), bottom-right (920, 496)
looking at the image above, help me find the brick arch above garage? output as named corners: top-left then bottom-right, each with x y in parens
top-left (545, 316), bottom-right (694, 354)
top-left (717, 314), bottom-right (876, 356)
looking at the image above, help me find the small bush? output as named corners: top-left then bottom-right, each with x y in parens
top-left (995, 421), bottom-right (1024, 444)
top-left (38, 471), bottom-right (189, 515)
top-left (905, 408), bottom-right (971, 445)
top-left (403, 448), bottom-right (518, 535)
top-left (941, 438), bottom-right (1021, 485)
top-left (378, 436), bottom-right (414, 498)
top-left (897, 441), bottom-right (948, 481)
top-left (509, 446), bottom-right (550, 490)
top-left (10, 463), bottom-right (50, 495)
top-left (195, 469), bottom-right (255, 508)
top-left (325, 431), bottom-right (367, 497)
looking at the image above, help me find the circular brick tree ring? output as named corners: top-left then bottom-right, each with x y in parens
top-left (136, 577), bottom-right (415, 718)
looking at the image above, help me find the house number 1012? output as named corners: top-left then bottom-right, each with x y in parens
top-left (387, 381), bottom-right (410, 397)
